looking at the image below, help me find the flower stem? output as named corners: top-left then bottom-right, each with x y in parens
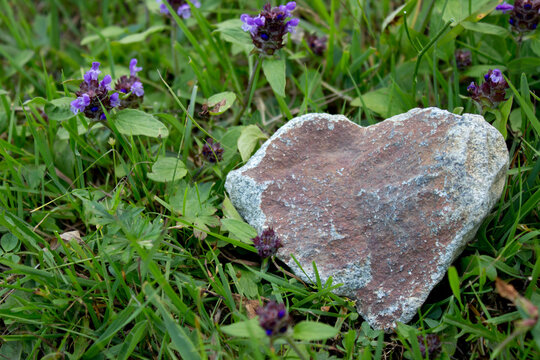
top-left (234, 54), bottom-right (263, 124)
top-left (284, 336), bottom-right (307, 360)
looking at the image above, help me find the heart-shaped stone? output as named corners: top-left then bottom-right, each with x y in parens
top-left (225, 108), bottom-right (508, 331)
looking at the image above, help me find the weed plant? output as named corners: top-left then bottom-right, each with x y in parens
top-left (0, 0), bottom-right (539, 359)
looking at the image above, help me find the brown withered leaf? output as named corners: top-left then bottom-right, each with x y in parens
top-left (495, 277), bottom-right (519, 302)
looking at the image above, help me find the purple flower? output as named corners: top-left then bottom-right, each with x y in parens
top-left (240, 2), bottom-right (300, 55)
top-left (110, 92), bottom-right (120, 108)
top-left (496, 0), bottom-right (540, 33)
top-left (417, 334), bottom-right (442, 358)
top-left (131, 81), bottom-right (144, 97)
top-left (177, 4), bottom-right (191, 18)
top-left (83, 62), bottom-right (101, 84)
top-left (285, 18), bottom-right (300, 33)
top-left (256, 301), bottom-right (290, 336)
top-left (455, 49), bottom-right (472, 70)
top-left (468, 69), bottom-right (509, 109)
top-left (70, 94), bottom-right (91, 114)
top-left (241, 14), bottom-right (265, 34)
top-left (115, 59), bottom-right (145, 108)
top-left (157, 0), bottom-right (201, 19)
top-left (279, 1), bottom-right (297, 17)
top-left (496, 2), bottom-right (514, 13)
top-left (306, 33), bottom-right (328, 56)
top-left (129, 58), bottom-right (143, 77)
top-left (100, 75), bottom-right (112, 91)
top-left (201, 138), bottom-right (224, 163)
top-left (72, 62), bottom-right (118, 120)
top-left (252, 228), bottom-right (283, 258)
top-left (489, 69), bottom-right (504, 83)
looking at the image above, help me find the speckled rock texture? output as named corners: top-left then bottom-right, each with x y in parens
top-left (225, 108), bottom-right (509, 332)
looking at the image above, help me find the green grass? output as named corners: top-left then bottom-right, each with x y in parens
top-left (0, 0), bottom-right (539, 359)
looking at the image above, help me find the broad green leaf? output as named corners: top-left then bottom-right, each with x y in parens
top-left (293, 321), bottom-right (339, 341)
top-left (492, 97), bottom-right (513, 139)
top-left (1, 233), bottom-right (19, 252)
top-left (117, 25), bottom-right (167, 44)
top-left (207, 91), bottom-right (237, 115)
top-left (147, 157), bottom-right (187, 183)
top-left (351, 87), bottom-right (407, 117)
top-left (461, 21), bottom-right (509, 37)
top-left (81, 26), bottom-right (125, 46)
top-left (23, 97), bottom-right (48, 107)
top-left (220, 126), bottom-right (244, 164)
top-left (113, 109), bottom-right (169, 138)
top-left (213, 19), bottom-right (252, 51)
top-left (220, 218), bottom-right (257, 243)
top-left (262, 58), bottom-right (286, 98)
top-left (220, 318), bottom-right (266, 339)
top-left (438, 0), bottom-right (491, 24)
top-left (45, 97), bottom-right (76, 121)
top-left (237, 125), bottom-right (268, 162)
top-left (448, 266), bottom-right (463, 308)
top-left (222, 195), bottom-right (244, 221)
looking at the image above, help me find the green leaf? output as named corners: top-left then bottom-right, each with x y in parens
top-left (492, 97), bottom-right (513, 139)
top-left (1, 233), bottom-right (19, 252)
top-left (222, 195), bottom-right (244, 221)
top-left (23, 97), bottom-right (49, 107)
top-left (112, 109), bottom-right (169, 138)
top-left (463, 65), bottom-right (507, 78)
top-left (117, 25), bottom-right (167, 44)
top-left (213, 19), bottom-right (253, 51)
top-left (220, 319), bottom-right (266, 339)
top-left (351, 87), bottom-right (407, 117)
top-left (148, 290), bottom-right (201, 360)
top-left (237, 125), bottom-right (268, 162)
top-left (220, 218), bottom-right (257, 243)
top-left (448, 266), bottom-right (463, 308)
top-left (207, 91), bottom-right (237, 115)
top-left (80, 26), bottom-right (125, 46)
top-left (293, 321), bottom-right (339, 341)
top-left (506, 74), bottom-right (540, 137)
top-left (147, 157), bottom-right (187, 183)
top-left (262, 58), bottom-right (286, 98)
top-left (45, 97), bottom-right (76, 121)
top-left (461, 21), bottom-right (509, 37)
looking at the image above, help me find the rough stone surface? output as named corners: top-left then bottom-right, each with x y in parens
top-left (225, 108), bottom-right (509, 332)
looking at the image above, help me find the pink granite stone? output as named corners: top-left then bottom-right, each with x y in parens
top-left (225, 108), bottom-right (508, 331)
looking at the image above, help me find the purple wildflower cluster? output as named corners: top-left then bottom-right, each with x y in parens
top-left (71, 62), bottom-right (120, 120)
top-left (115, 59), bottom-right (145, 109)
top-left (71, 60), bottom-right (145, 120)
top-left (467, 69), bottom-right (509, 109)
top-left (496, 1), bottom-right (540, 32)
top-left (201, 138), bottom-right (224, 163)
top-left (157, 0), bottom-right (201, 19)
top-left (256, 301), bottom-right (290, 336)
top-left (306, 33), bottom-right (328, 56)
top-left (454, 49), bottom-right (472, 70)
top-left (252, 228), bottom-right (283, 258)
top-left (241, 2), bottom-right (300, 55)
top-left (417, 334), bottom-right (442, 358)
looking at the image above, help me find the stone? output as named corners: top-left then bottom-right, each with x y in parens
top-left (225, 108), bottom-right (508, 332)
